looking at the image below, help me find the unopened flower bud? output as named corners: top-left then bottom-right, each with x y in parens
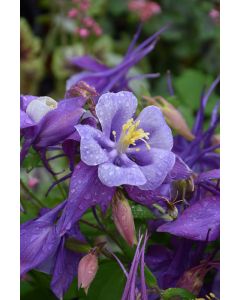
top-left (176, 265), bottom-right (210, 295)
top-left (78, 251), bottom-right (98, 294)
top-left (211, 134), bottom-right (220, 146)
top-left (66, 81), bottom-right (98, 99)
top-left (144, 96), bottom-right (195, 141)
top-left (26, 96), bottom-right (58, 123)
top-left (112, 192), bottom-right (137, 247)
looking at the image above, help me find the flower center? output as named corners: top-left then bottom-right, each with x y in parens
top-left (114, 118), bottom-right (151, 153)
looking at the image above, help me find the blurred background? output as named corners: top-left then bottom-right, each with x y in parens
top-left (21, 0), bottom-right (219, 128)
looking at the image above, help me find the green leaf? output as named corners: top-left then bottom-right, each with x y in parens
top-left (144, 265), bottom-right (159, 289)
top-left (131, 204), bottom-right (156, 220)
top-left (22, 147), bottom-right (42, 171)
top-left (175, 69), bottom-right (215, 110)
top-left (78, 260), bottom-right (126, 300)
top-left (162, 288), bottom-right (195, 300)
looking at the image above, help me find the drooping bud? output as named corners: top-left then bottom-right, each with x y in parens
top-left (176, 264), bottom-right (213, 295)
top-left (77, 251), bottom-right (98, 294)
top-left (211, 134), bottom-right (220, 146)
top-left (65, 81), bottom-right (98, 99)
top-left (143, 95), bottom-right (195, 141)
top-left (26, 96), bottom-right (58, 123)
top-left (112, 191), bottom-right (137, 247)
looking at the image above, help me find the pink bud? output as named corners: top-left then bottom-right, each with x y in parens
top-left (112, 192), bottom-right (136, 247)
top-left (78, 252), bottom-right (98, 294)
top-left (68, 8), bottom-right (78, 18)
top-left (211, 134), bottom-right (220, 146)
top-left (28, 177), bottom-right (39, 188)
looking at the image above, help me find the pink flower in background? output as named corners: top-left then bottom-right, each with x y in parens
top-left (67, 0), bottom-right (103, 38)
top-left (209, 8), bottom-right (220, 24)
top-left (77, 28), bottom-right (90, 38)
top-left (128, 0), bottom-right (161, 22)
top-left (28, 177), bottom-right (39, 188)
top-left (68, 8), bottom-right (78, 18)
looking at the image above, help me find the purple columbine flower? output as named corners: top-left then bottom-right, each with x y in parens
top-left (20, 94), bottom-right (86, 168)
top-left (66, 26), bottom-right (169, 99)
top-left (76, 91), bottom-right (175, 189)
top-left (56, 91), bottom-right (175, 233)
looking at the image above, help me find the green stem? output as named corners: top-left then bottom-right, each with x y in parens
top-left (52, 174), bottom-right (67, 199)
top-left (20, 179), bottom-right (44, 208)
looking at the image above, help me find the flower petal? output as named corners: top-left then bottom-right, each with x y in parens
top-left (157, 196), bottom-right (220, 241)
top-left (75, 124), bottom-right (110, 166)
top-left (135, 148), bottom-right (175, 190)
top-left (57, 162), bottom-right (115, 234)
top-left (20, 202), bottom-right (66, 275)
top-left (96, 91), bottom-right (138, 139)
top-left (126, 183), bottom-right (171, 206)
top-left (136, 106), bottom-right (173, 150)
top-left (98, 158), bottom-right (146, 187)
top-left (50, 238), bottom-right (82, 299)
top-left (35, 97), bottom-right (86, 148)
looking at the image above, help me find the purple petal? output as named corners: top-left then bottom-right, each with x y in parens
top-left (96, 91), bottom-right (137, 138)
top-left (136, 149), bottom-right (175, 190)
top-left (35, 97), bottom-right (86, 148)
top-left (125, 183), bottom-right (171, 206)
top-left (20, 110), bottom-right (36, 129)
top-left (157, 196), bottom-right (220, 241)
top-left (57, 162), bottom-right (115, 234)
top-left (196, 169), bottom-right (220, 183)
top-left (168, 156), bottom-right (192, 181)
top-left (69, 55), bottom-right (109, 72)
top-left (75, 125), bottom-right (111, 166)
top-left (50, 238), bottom-right (81, 299)
top-left (20, 95), bottom-right (37, 111)
top-left (20, 202), bottom-right (66, 275)
top-left (136, 106), bottom-right (173, 150)
top-left (98, 158), bottom-right (146, 187)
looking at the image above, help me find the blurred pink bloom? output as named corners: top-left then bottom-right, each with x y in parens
top-left (209, 8), bottom-right (220, 23)
top-left (93, 24), bottom-right (102, 36)
top-left (82, 16), bottom-right (95, 27)
top-left (28, 177), bottom-right (39, 188)
top-left (68, 8), bottom-right (78, 18)
top-left (79, 0), bottom-right (90, 11)
top-left (77, 28), bottom-right (90, 38)
top-left (128, 0), bottom-right (161, 22)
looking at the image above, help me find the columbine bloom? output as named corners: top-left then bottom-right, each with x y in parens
top-left (20, 94), bottom-right (86, 166)
top-left (76, 91), bottom-right (175, 189)
top-left (66, 26), bottom-right (168, 99)
top-left (56, 91), bottom-right (175, 234)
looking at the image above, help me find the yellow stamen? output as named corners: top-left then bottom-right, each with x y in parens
top-left (119, 118), bottom-right (151, 152)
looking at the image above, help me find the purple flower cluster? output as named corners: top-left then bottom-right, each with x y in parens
top-left (20, 29), bottom-right (220, 299)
